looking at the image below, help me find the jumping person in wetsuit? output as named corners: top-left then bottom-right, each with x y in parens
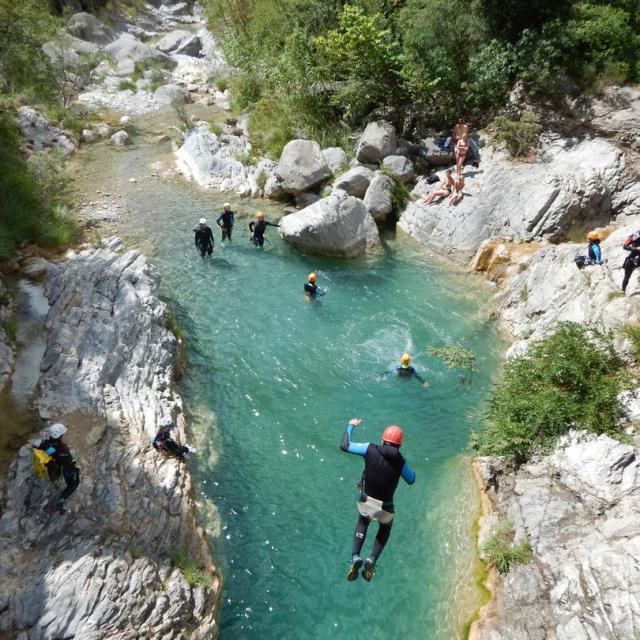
top-left (622, 231), bottom-right (640, 293)
top-left (249, 211), bottom-right (279, 247)
top-left (381, 353), bottom-right (428, 387)
top-left (587, 231), bottom-right (602, 265)
top-left (194, 218), bottom-right (214, 258)
top-left (152, 418), bottom-right (196, 461)
top-left (216, 202), bottom-right (235, 242)
top-left (304, 272), bottom-right (326, 300)
top-left (341, 419), bottom-right (415, 582)
top-left (36, 423), bottom-right (80, 514)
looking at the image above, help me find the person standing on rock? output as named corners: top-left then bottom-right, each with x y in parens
top-left (341, 419), bottom-right (415, 582)
top-left (194, 218), bottom-right (214, 258)
top-left (35, 423), bottom-right (80, 515)
top-left (304, 272), bottom-right (326, 301)
top-left (449, 117), bottom-right (480, 168)
top-left (380, 353), bottom-right (428, 387)
top-left (152, 417), bottom-right (196, 461)
top-left (622, 231), bottom-right (640, 293)
top-left (216, 202), bottom-right (235, 243)
top-left (249, 211), bottom-right (279, 247)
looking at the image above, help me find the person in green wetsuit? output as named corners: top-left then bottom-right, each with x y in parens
top-left (381, 353), bottom-right (428, 387)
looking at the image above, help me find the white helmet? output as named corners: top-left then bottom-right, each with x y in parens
top-left (48, 423), bottom-right (67, 439)
top-left (199, 218), bottom-right (207, 224)
top-left (160, 416), bottom-right (172, 427)
top-left (223, 202), bottom-right (230, 209)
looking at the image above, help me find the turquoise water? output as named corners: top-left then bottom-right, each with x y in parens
top-left (74, 138), bottom-right (502, 639)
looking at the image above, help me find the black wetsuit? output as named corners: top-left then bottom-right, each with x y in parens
top-left (216, 210), bottom-right (235, 241)
top-left (36, 437), bottom-right (80, 506)
top-left (194, 224), bottom-right (214, 257)
top-left (304, 281), bottom-right (325, 299)
top-left (152, 425), bottom-right (190, 460)
top-left (622, 234), bottom-right (640, 292)
top-left (249, 219), bottom-right (279, 247)
top-left (341, 423), bottom-right (415, 562)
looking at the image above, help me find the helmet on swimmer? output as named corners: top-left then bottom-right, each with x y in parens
top-left (223, 202), bottom-right (230, 209)
top-left (48, 423), bottom-right (67, 439)
top-left (401, 353), bottom-right (411, 365)
top-left (382, 425), bottom-right (403, 446)
top-left (308, 272), bottom-right (317, 282)
top-left (256, 211), bottom-right (265, 219)
top-left (587, 231), bottom-right (600, 241)
top-left (199, 218), bottom-right (207, 225)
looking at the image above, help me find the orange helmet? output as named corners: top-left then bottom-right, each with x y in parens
top-left (308, 272), bottom-right (317, 282)
top-left (587, 231), bottom-right (600, 241)
top-left (382, 425), bottom-right (403, 446)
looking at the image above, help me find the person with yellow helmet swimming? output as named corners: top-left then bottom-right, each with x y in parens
top-left (381, 353), bottom-right (428, 387)
top-left (304, 272), bottom-right (327, 300)
top-left (249, 211), bottom-right (279, 247)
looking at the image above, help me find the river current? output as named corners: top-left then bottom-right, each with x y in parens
top-left (72, 128), bottom-right (503, 639)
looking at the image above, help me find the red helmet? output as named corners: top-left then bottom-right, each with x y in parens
top-left (382, 425), bottom-right (403, 446)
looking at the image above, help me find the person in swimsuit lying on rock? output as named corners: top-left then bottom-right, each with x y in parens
top-left (341, 419), bottom-right (416, 582)
top-left (422, 169), bottom-right (455, 205)
top-left (152, 418), bottom-right (196, 461)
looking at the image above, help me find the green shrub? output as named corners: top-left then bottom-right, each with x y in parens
top-left (256, 171), bottom-right (268, 190)
top-left (471, 322), bottom-right (626, 463)
top-left (390, 181), bottom-right (410, 212)
top-left (118, 80), bottom-right (137, 92)
top-left (214, 77), bottom-right (229, 92)
top-left (622, 324), bottom-right (640, 363)
top-left (1, 316), bottom-right (17, 342)
top-left (608, 290), bottom-right (625, 301)
top-left (247, 98), bottom-right (295, 159)
top-left (35, 205), bottom-right (78, 249)
top-left (43, 105), bottom-right (85, 136)
top-left (490, 111), bottom-right (542, 158)
top-left (208, 122), bottom-right (223, 137)
top-left (482, 521), bottom-right (532, 574)
top-left (169, 549), bottom-right (213, 588)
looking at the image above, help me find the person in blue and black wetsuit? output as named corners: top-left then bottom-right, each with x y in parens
top-left (587, 231), bottom-right (602, 265)
top-left (152, 417), bottom-right (196, 462)
top-left (216, 202), bottom-right (235, 242)
top-left (249, 211), bottom-right (279, 247)
top-left (304, 272), bottom-right (326, 300)
top-left (340, 418), bottom-right (416, 582)
top-left (381, 353), bottom-right (428, 387)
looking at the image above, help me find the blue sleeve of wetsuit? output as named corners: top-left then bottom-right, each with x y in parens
top-left (339, 424), bottom-right (369, 456)
top-left (593, 244), bottom-right (602, 264)
top-left (401, 461), bottom-right (416, 484)
top-left (45, 446), bottom-right (56, 456)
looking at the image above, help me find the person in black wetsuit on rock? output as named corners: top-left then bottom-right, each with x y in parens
top-left (194, 218), bottom-right (214, 258)
top-left (35, 423), bottom-right (80, 515)
top-left (622, 231), bottom-right (640, 293)
top-left (381, 353), bottom-right (428, 387)
top-left (249, 211), bottom-right (279, 247)
top-left (340, 419), bottom-right (416, 582)
top-left (152, 418), bottom-right (196, 461)
top-left (216, 202), bottom-right (235, 243)
top-left (304, 272), bottom-right (326, 300)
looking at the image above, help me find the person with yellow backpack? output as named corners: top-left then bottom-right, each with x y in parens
top-left (33, 423), bottom-right (80, 514)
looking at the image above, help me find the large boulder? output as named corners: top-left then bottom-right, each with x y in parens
top-left (154, 83), bottom-right (191, 105)
top-left (67, 12), bottom-right (114, 45)
top-left (355, 120), bottom-right (397, 163)
top-left (156, 30), bottom-right (202, 57)
top-left (382, 155), bottom-right (415, 183)
top-left (322, 147), bottom-right (348, 173)
top-left (16, 107), bottom-right (77, 156)
top-left (105, 33), bottom-right (167, 65)
top-left (419, 137), bottom-right (455, 166)
top-left (333, 165), bottom-right (374, 198)
top-left (276, 139), bottom-right (332, 195)
top-left (398, 138), bottom-right (640, 262)
top-left (279, 190), bottom-right (380, 258)
top-left (364, 173), bottom-right (395, 221)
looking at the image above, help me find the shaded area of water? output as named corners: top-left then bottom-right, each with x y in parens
top-left (72, 129), bottom-right (503, 639)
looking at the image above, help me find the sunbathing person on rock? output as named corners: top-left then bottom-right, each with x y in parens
top-left (422, 170), bottom-right (455, 205)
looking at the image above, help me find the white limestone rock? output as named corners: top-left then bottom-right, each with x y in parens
top-left (333, 165), bottom-right (374, 198)
top-left (364, 173), bottom-right (395, 222)
top-left (322, 147), bottom-right (348, 174)
top-left (16, 107), bottom-right (77, 156)
top-left (355, 120), bottom-right (397, 163)
top-left (109, 130), bottom-right (131, 146)
top-left (382, 154), bottom-right (415, 183)
top-left (276, 139), bottom-right (332, 195)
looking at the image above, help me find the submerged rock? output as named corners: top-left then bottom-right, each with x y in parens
top-left (279, 190), bottom-right (379, 258)
top-left (276, 139), bottom-right (332, 195)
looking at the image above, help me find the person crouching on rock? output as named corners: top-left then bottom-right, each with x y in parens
top-left (249, 211), bottom-right (279, 247)
top-left (587, 231), bottom-right (603, 265)
top-left (216, 202), bottom-right (235, 243)
top-left (341, 419), bottom-right (416, 582)
top-left (622, 230), bottom-right (640, 293)
top-left (152, 417), bottom-right (196, 461)
top-left (304, 272), bottom-right (326, 301)
top-left (36, 423), bottom-right (80, 515)
top-left (194, 218), bottom-right (214, 258)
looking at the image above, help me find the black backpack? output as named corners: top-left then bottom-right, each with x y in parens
top-left (575, 254), bottom-right (590, 268)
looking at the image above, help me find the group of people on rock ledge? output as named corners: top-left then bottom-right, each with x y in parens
top-left (421, 117), bottom-right (480, 208)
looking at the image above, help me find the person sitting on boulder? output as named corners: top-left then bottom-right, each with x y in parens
top-left (194, 218), bottom-right (214, 258)
top-left (422, 170), bottom-right (455, 205)
top-left (249, 211), bottom-right (279, 247)
top-left (587, 231), bottom-right (603, 265)
top-left (152, 417), bottom-right (196, 461)
top-left (448, 174), bottom-right (465, 206)
top-left (216, 202), bottom-right (235, 243)
top-left (622, 231), bottom-right (640, 293)
top-left (35, 423), bottom-right (80, 515)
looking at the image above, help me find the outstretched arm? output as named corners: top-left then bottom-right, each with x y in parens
top-left (340, 419), bottom-right (368, 456)
top-left (401, 461), bottom-right (416, 484)
top-left (267, 221), bottom-right (280, 228)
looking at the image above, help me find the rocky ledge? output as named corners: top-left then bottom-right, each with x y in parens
top-left (0, 238), bottom-right (220, 639)
top-left (473, 431), bottom-right (640, 640)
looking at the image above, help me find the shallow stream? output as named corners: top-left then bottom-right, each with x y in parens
top-left (72, 121), bottom-right (503, 639)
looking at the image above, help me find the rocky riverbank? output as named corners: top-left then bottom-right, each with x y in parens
top-left (0, 238), bottom-right (220, 639)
